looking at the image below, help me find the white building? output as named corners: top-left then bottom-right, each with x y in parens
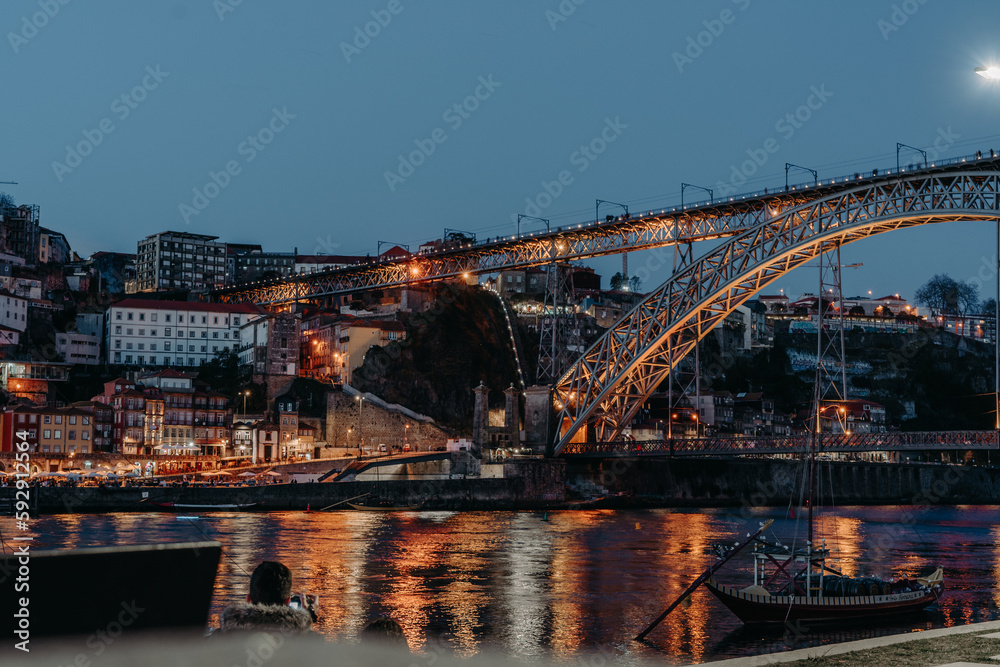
top-left (0, 291), bottom-right (28, 333)
top-left (106, 299), bottom-right (266, 367)
top-left (55, 332), bottom-right (101, 365)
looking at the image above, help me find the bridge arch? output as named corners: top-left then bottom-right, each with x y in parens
top-left (553, 171), bottom-right (1000, 453)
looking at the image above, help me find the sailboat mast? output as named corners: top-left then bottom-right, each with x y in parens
top-left (809, 253), bottom-right (827, 544)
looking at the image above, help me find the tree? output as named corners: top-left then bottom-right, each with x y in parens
top-left (848, 305), bottom-right (866, 317)
top-left (0, 192), bottom-right (14, 210)
top-left (609, 273), bottom-right (641, 292)
top-left (914, 274), bottom-right (959, 316)
top-left (981, 298), bottom-right (997, 317)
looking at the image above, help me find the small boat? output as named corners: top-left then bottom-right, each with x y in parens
top-left (151, 502), bottom-right (258, 510)
top-left (704, 552), bottom-right (944, 625)
top-left (347, 501), bottom-right (421, 511)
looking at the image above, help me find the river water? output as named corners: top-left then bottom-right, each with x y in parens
top-left (5, 506), bottom-right (998, 664)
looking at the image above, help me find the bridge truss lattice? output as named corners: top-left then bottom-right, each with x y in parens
top-left (552, 171), bottom-right (1000, 454)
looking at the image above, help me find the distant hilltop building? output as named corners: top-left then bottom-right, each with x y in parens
top-left (132, 231), bottom-right (227, 293)
top-left (0, 202), bottom-right (39, 266)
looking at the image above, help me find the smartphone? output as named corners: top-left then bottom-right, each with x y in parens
top-left (289, 594), bottom-right (302, 609)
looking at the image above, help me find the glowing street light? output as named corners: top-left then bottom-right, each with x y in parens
top-left (976, 65), bottom-right (1000, 80)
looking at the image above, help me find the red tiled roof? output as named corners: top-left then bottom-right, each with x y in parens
top-left (109, 299), bottom-right (266, 314)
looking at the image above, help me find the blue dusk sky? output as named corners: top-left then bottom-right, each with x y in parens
top-left (3, 0), bottom-right (1000, 303)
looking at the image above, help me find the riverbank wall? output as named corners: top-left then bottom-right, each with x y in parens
top-left (565, 457), bottom-right (997, 505)
top-left (18, 457), bottom-right (1000, 513)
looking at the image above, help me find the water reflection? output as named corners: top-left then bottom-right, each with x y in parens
top-left (5, 505), bottom-right (998, 664)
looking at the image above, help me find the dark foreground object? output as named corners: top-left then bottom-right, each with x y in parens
top-left (0, 541), bottom-right (221, 640)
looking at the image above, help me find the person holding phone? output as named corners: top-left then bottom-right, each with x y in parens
top-left (219, 561), bottom-right (314, 634)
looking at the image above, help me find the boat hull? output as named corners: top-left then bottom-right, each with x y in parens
top-left (704, 578), bottom-right (942, 624)
top-left (347, 502), bottom-right (421, 511)
top-left (152, 502), bottom-right (258, 510)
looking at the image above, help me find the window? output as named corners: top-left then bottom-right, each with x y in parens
top-left (201, 346), bottom-right (207, 352)
top-left (29, 414), bottom-right (36, 424)
top-left (165, 342), bottom-right (171, 351)
top-left (115, 326), bottom-right (121, 334)
top-left (139, 313), bottom-right (145, 321)
top-left (69, 416), bottom-right (76, 425)
top-left (151, 330), bottom-right (157, 337)
top-left (189, 331), bottom-right (195, 337)
top-left (116, 312), bottom-right (122, 320)
top-left (152, 314), bottom-right (158, 322)
top-left (82, 431), bottom-right (90, 440)
top-left (166, 315), bottom-right (171, 323)
top-left (213, 317), bottom-right (218, 324)
top-left (127, 312), bottom-right (133, 320)
top-left (83, 417), bottom-right (89, 425)
top-left (43, 415), bottom-right (51, 424)
top-left (212, 332), bottom-right (219, 338)
top-left (188, 344), bottom-right (195, 352)
top-left (165, 328), bottom-right (171, 336)
top-left (126, 328), bottom-right (133, 335)
top-left (55, 415), bottom-right (62, 424)
top-left (213, 346), bottom-right (218, 352)
top-left (68, 430), bottom-right (76, 440)
top-left (43, 429), bottom-right (50, 439)
top-left (139, 329), bottom-right (145, 336)
top-left (201, 331), bottom-right (207, 338)
top-left (151, 344), bottom-right (157, 351)
top-left (202, 316), bottom-right (207, 324)
top-left (138, 343), bottom-right (145, 350)
top-left (53, 430), bottom-right (61, 439)
top-left (126, 343), bottom-right (133, 350)
top-left (115, 340), bottom-right (121, 349)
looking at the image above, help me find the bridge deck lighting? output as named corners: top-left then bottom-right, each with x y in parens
top-left (976, 65), bottom-right (1000, 80)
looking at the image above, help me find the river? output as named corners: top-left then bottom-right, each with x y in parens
top-left (5, 505), bottom-right (997, 664)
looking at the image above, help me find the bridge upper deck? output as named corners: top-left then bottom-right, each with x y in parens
top-left (215, 152), bottom-right (1000, 304)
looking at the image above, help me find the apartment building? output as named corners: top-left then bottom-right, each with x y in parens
top-left (133, 231), bottom-right (227, 292)
top-left (106, 299), bottom-right (266, 367)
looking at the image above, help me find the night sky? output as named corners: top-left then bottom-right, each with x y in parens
top-left (4, 1), bottom-right (1000, 301)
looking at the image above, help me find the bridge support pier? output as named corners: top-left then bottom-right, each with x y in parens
top-left (524, 385), bottom-right (552, 456)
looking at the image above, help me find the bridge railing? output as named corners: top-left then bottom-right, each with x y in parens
top-left (560, 430), bottom-right (1000, 457)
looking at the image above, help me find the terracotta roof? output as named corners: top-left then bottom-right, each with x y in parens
top-left (109, 298), bottom-right (266, 315)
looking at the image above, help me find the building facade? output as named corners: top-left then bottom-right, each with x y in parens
top-left (134, 231), bottom-right (227, 292)
top-left (106, 299), bottom-right (265, 367)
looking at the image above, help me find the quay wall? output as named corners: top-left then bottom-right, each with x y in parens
top-left (18, 457), bottom-right (1000, 513)
top-left (565, 457), bottom-right (999, 505)
top-left (28, 458), bottom-right (566, 514)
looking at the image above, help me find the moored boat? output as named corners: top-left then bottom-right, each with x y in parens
top-left (347, 501), bottom-right (421, 511)
top-left (152, 501), bottom-right (258, 510)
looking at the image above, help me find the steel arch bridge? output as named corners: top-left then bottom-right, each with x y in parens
top-left (552, 170), bottom-right (1000, 454)
top-left (215, 156), bottom-right (1000, 305)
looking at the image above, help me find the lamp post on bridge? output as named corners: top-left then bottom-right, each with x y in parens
top-left (516, 214), bottom-right (549, 238)
top-left (896, 142), bottom-right (927, 173)
top-left (680, 183), bottom-right (713, 208)
top-left (785, 163), bottom-right (818, 191)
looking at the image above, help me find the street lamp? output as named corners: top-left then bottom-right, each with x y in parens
top-left (241, 390), bottom-right (250, 419)
top-left (976, 65), bottom-right (1000, 80)
top-left (356, 395), bottom-right (365, 456)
